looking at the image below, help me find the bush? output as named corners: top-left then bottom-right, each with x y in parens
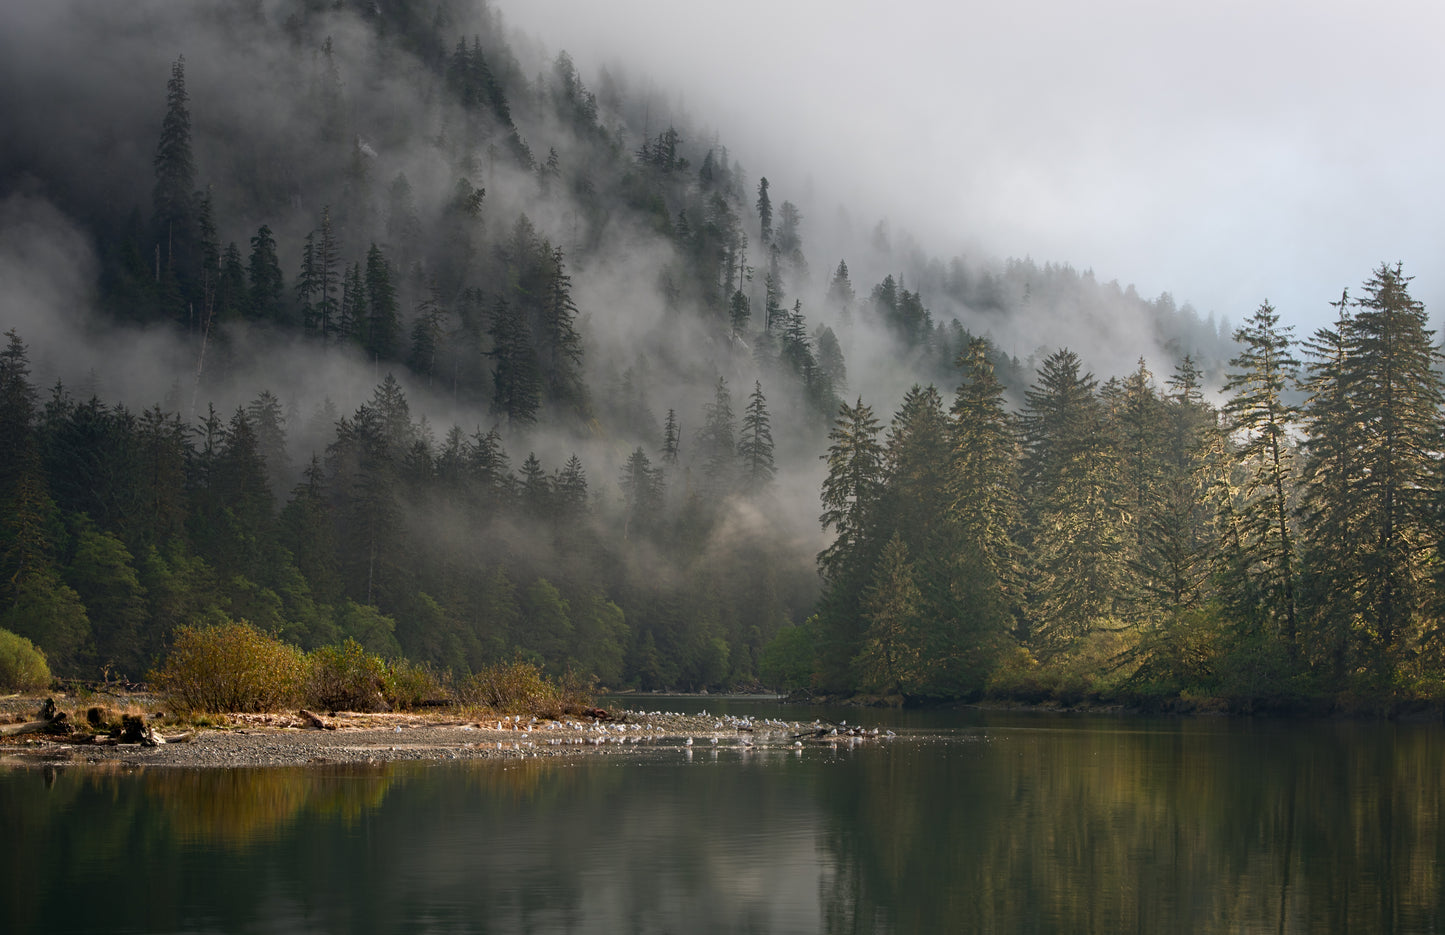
top-left (382, 658), bottom-right (447, 711)
top-left (457, 660), bottom-right (591, 718)
top-left (307, 639), bottom-right (388, 711)
top-left (151, 621), bottom-right (306, 713)
top-left (0, 627), bottom-right (52, 692)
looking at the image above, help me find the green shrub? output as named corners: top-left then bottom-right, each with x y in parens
top-left (382, 658), bottom-right (447, 710)
top-left (307, 639), bottom-right (388, 711)
top-left (457, 660), bottom-right (591, 718)
top-left (0, 627), bottom-right (52, 692)
top-left (151, 621), bottom-right (306, 713)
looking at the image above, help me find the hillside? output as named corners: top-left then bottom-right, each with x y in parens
top-left (0, 0), bottom-right (1303, 700)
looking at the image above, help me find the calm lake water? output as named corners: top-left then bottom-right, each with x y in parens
top-left (3, 699), bottom-right (1443, 934)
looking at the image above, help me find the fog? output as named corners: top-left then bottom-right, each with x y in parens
top-left (499, 0), bottom-right (1445, 338)
top-left (0, 0), bottom-right (1273, 601)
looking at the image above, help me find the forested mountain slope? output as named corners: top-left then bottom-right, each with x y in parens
top-left (15, 1), bottom-right (1406, 709)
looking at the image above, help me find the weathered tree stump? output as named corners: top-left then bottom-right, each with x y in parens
top-left (119, 714), bottom-right (163, 746)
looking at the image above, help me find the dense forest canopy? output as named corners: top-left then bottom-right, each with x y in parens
top-left (2, 0), bottom-right (1431, 709)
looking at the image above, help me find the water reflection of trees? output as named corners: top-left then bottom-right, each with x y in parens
top-left (815, 722), bottom-right (1445, 933)
top-left (3, 726), bottom-right (1442, 934)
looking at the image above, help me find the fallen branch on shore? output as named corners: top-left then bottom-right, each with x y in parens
top-left (299, 709), bottom-right (336, 730)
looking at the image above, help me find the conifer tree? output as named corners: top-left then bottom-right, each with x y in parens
top-left (1018, 349), bottom-right (1125, 648)
top-left (818, 399), bottom-right (885, 585)
top-left (152, 56), bottom-right (197, 292)
top-left (247, 225), bottom-right (285, 324)
top-left (729, 289), bottom-right (750, 340)
top-left (487, 297), bottom-right (541, 426)
top-left (1297, 293), bottom-right (1357, 674)
top-left (660, 409), bottom-right (681, 466)
top-left (409, 286), bottom-right (447, 387)
top-left (363, 243), bottom-right (401, 362)
top-left (737, 381), bottom-right (776, 490)
top-left (1219, 302), bottom-right (1301, 652)
top-left (1301, 265), bottom-right (1444, 674)
top-left (539, 246), bottom-right (586, 415)
top-left (755, 177), bottom-right (772, 243)
top-left (815, 398), bottom-right (885, 687)
top-left (947, 338), bottom-right (1024, 644)
top-left (619, 447), bottom-right (663, 540)
top-left (696, 377), bottom-right (737, 495)
top-left (555, 455), bottom-right (589, 517)
top-left (856, 533), bottom-right (925, 694)
top-left (313, 206), bottom-right (340, 342)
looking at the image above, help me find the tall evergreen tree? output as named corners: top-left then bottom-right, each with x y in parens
top-left (487, 297), bottom-right (541, 426)
top-left (152, 56), bottom-right (197, 292)
top-left (1297, 293), bottom-right (1358, 675)
top-left (826, 260), bottom-right (856, 323)
top-left (539, 246), bottom-right (586, 416)
top-left (409, 286), bottom-right (447, 387)
top-left (755, 177), bottom-right (772, 243)
top-left (695, 377), bottom-right (737, 496)
top-left (1219, 302), bottom-right (1301, 652)
top-left (247, 225), bottom-right (285, 324)
top-left (363, 243), bottom-right (401, 362)
top-left (660, 409), bottom-right (681, 467)
top-left (815, 398), bottom-right (886, 687)
top-left (947, 338), bottom-right (1024, 645)
top-left (737, 381), bottom-right (776, 490)
top-left (1302, 265), bottom-right (1444, 675)
top-left (1018, 349), bottom-right (1125, 648)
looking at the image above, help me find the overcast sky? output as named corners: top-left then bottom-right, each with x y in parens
top-left (499, 0), bottom-right (1445, 337)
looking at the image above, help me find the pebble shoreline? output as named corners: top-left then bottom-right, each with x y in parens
top-left (0, 708), bottom-right (884, 769)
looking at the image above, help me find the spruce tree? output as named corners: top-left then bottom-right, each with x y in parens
top-left (755, 177), bottom-right (772, 243)
top-left (1018, 349), bottom-right (1125, 648)
top-left (1299, 265), bottom-right (1444, 675)
top-left (815, 397), bottom-right (885, 687)
top-left (152, 57), bottom-right (197, 292)
top-left (1296, 293), bottom-right (1357, 674)
top-left (1219, 302), bottom-right (1301, 652)
top-left (947, 338), bottom-right (1024, 645)
top-left (660, 409), bottom-right (681, 466)
top-left (695, 377), bottom-right (738, 496)
top-left (247, 225), bottom-right (285, 324)
top-left (737, 381), bottom-right (776, 490)
top-left (487, 297), bottom-right (541, 426)
top-left (539, 246), bottom-right (586, 416)
top-left (363, 243), bottom-right (401, 362)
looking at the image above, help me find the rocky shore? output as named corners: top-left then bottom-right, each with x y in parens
top-left (0, 698), bottom-right (885, 769)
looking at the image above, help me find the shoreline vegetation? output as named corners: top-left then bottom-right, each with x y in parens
top-left (3, 616), bottom-right (1443, 758)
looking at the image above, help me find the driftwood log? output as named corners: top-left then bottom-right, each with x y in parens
top-left (299, 709), bottom-right (335, 730)
top-left (0, 698), bottom-right (73, 736)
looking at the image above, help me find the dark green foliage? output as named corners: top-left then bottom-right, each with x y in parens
top-left (151, 57), bottom-right (198, 302)
top-left (695, 377), bottom-right (737, 496)
top-left (737, 381), bottom-right (775, 490)
top-left (1219, 303), bottom-right (1300, 650)
top-left (487, 297), bottom-right (541, 426)
top-left (362, 243), bottom-right (401, 361)
top-left (247, 225), bottom-right (286, 324)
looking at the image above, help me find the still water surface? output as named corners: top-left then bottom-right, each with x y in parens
top-left (3, 700), bottom-right (1443, 934)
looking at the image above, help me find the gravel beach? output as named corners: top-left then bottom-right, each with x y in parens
top-left (0, 698), bottom-right (879, 769)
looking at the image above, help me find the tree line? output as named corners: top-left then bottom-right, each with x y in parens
top-left (0, 330), bottom-right (823, 688)
top-left (799, 264), bottom-right (1445, 709)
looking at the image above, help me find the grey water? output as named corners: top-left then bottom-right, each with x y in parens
top-left (3, 701), bottom-right (1443, 934)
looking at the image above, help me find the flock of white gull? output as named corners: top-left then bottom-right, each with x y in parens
top-left (460, 711), bottom-right (896, 753)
